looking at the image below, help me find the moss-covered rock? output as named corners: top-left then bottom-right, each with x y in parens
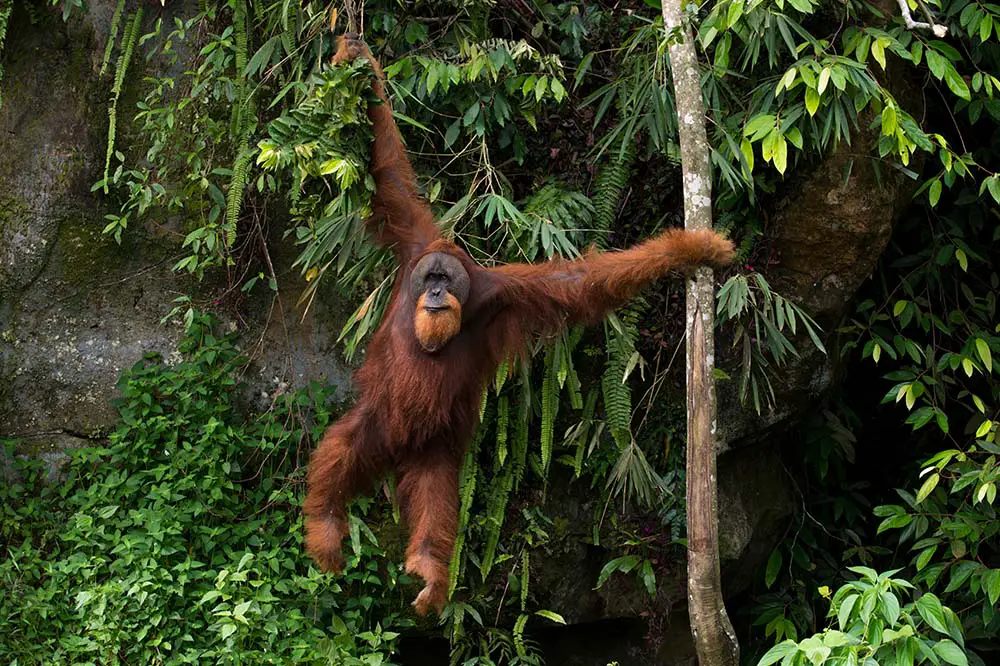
top-left (0, 0), bottom-right (350, 463)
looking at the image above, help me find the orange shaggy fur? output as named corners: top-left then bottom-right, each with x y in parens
top-left (304, 34), bottom-right (735, 617)
top-left (414, 293), bottom-right (462, 352)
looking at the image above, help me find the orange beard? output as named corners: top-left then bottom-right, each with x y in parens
top-left (414, 293), bottom-right (462, 352)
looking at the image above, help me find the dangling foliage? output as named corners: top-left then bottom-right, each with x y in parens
top-left (98, 0), bottom-right (125, 77)
top-left (103, 8), bottom-right (142, 195)
top-left (223, 0), bottom-right (252, 248)
top-left (590, 142), bottom-right (635, 249)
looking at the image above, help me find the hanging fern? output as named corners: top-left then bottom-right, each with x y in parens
top-left (519, 549), bottom-right (530, 611)
top-left (0, 0), bottom-right (12, 110)
top-left (99, 0), bottom-right (125, 77)
top-left (224, 0), bottom-right (252, 247)
top-left (496, 394), bottom-right (509, 465)
top-left (448, 425), bottom-right (483, 596)
top-left (539, 345), bottom-right (559, 474)
top-left (573, 388), bottom-right (600, 477)
top-left (590, 142), bottom-right (634, 249)
top-left (479, 394), bottom-right (513, 580)
top-left (512, 392), bottom-right (530, 491)
top-left (601, 306), bottom-right (643, 447)
top-left (479, 464), bottom-right (513, 580)
top-left (225, 123), bottom-right (254, 247)
top-left (103, 8), bottom-right (143, 194)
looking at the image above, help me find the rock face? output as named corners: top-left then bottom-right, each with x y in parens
top-left (717, 119), bottom-right (920, 444)
top-left (0, 2), bottom-right (351, 465)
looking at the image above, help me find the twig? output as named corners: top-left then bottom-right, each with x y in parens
top-left (896, 0), bottom-right (948, 36)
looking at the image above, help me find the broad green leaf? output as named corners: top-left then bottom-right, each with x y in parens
top-left (535, 610), bottom-right (566, 624)
top-left (818, 67), bottom-right (831, 94)
top-left (916, 473), bottom-right (939, 503)
top-left (916, 593), bottom-right (949, 634)
top-left (838, 593), bottom-right (859, 629)
top-left (765, 550), bottom-right (782, 588)
top-left (933, 639), bottom-right (968, 666)
top-left (740, 138), bottom-right (755, 174)
top-left (758, 640), bottom-right (799, 666)
top-left (956, 248), bottom-right (968, 271)
top-left (944, 66), bottom-right (971, 100)
top-left (975, 338), bottom-right (992, 372)
top-left (805, 87), bottom-right (820, 115)
top-left (929, 179), bottom-right (942, 207)
top-left (773, 135), bottom-right (788, 174)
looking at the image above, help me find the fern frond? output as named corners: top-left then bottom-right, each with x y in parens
top-left (479, 464), bottom-right (513, 580)
top-left (540, 345), bottom-right (559, 474)
top-left (573, 389), bottom-right (600, 477)
top-left (225, 139), bottom-right (253, 247)
top-left (513, 613), bottom-right (529, 657)
top-left (103, 8), bottom-right (143, 195)
top-left (223, 0), bottom-right (252, 248)
top-left (99, 0), bottom-right (125, 77)
top-left (496, 395), bottom-right (509, 466)
top-left (520, 550), bottom-right (530, 611)
top-left (523, 182), bottom-right (595, 230)
top-left (448, 425), bottom-right (483, 596)
top-left (512, 394), bottom-right (530, 491)
top-left (602, 304), bottom-right (646, 443)
top-left (590, 143), bottom-right (634, 249)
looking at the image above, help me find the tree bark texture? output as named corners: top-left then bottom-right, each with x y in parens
top-left (660, 2), bottom-right (740, 664)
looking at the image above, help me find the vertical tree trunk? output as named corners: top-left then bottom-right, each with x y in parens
top-left (659, 3), bottom-right (740, 665)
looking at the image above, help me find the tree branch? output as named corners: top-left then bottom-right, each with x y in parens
top-left (896, 0), bottom-right (948, 36)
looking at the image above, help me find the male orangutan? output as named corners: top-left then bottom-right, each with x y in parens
top-left (304, 34), bottom-right (735, 616)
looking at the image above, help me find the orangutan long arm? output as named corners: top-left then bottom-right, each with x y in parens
top-left (334, 36), bottom-right (440, 259)
top-left (485, 228), bottom-right (734, 347)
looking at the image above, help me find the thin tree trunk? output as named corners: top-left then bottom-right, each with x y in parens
top-left (660, 2), bottom-right (740, 665)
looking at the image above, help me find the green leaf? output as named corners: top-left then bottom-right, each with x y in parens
top-left (926, 49), bottom-right (947, 79)
top-left (882, 105), bottom-right (897, 135)
top-left (550, 77), bottom-right (566, 102)
top-left (535, 610), bottom-right (566, 624)
top-left (744, 114), bottom-right (776, 139)
top-left (916, 593), bottom-right (949, 634)
top-left (933, 639), bottom-right (968, 666)
top-left (740, 138), bottom-right (755, 174)
top-left (758, 640), bottom-right (798, 666)
top-left (956, 248), bottom-right (968, 271)
top-left (805, 87), bottom-right (820, 115)
top-left (916, 473), bottom-right (940, 503)
top-left (944, 66), bottom-right (971, 101)
top-left (463, 102), bottom-right (480, 127)
top-left (929, 179), bottom-right (942, 207)
top-left (872, 39), bottom-right (887, 69)
top-left (765, 550), bottom-right (782, 588)
top-left (838, 593), bottom-right (859, 629)
top-left (773, 135), bottom-right (788, 174)
top-left (818, 67), bottom-right (831, 94)
top-left (975, 338), bottom-right (992, 372)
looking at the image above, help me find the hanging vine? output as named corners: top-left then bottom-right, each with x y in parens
top-left (99, 0), bottom-right (125, 77)
top-left (102, 7), bottom-right (143, 195)
top-left (224, 0), bottom-right (252, 248)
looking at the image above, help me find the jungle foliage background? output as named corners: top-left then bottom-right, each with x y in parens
top-left (0, 0), bottom-right (998, 663)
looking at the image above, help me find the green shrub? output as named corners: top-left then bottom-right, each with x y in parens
top-left (0, 313), bottom-right (407, 665)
